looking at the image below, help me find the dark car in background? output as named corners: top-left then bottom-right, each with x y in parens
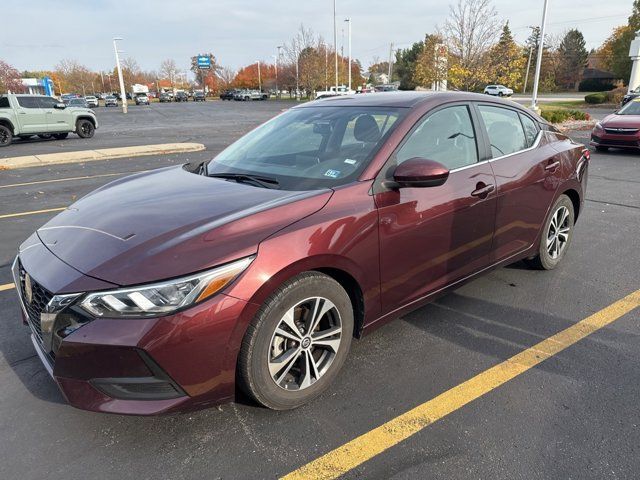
top-left (159, 92), bottom-right (172, 103)
top-left (220, 89), bottom-right (238, 100)
top-left (174, 91), bottom-right (188, 102)
top-left (13, 92), bottom-right (588, 415)
top-left (67, 98), bottom-right (89, 108)
top-left (621, 87), bottom-right (640, 106)
top-left (193, 91), bottom-right (206, 102)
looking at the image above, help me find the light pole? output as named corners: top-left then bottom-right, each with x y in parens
top-left (523, 26), bottom-right (537, 94)
top-left (530, 0), bottom-right (549, 112)
top-left (113, 37), bottom-right (127, 113)
top-left (277, 45), bottom-right (284, 98)
top-left (333, 0), bottom-right (338, 90)
top-left (344, 18), bottom-right (351, 92)
top-left (256, 61), bottom-right (261, 91)
top-left (272, 54), bottom-right (278, 98)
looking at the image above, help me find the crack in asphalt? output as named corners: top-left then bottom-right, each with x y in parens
top-left (586, 198), bottom-right (640, 210)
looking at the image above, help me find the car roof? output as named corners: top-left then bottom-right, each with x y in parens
top-left (297, 91), bottom-right (513, 109)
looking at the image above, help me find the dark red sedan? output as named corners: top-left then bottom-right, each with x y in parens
top-left (13, 92), bottom-right (589, 415)
top-left (590, 99), bottom-right (640, 151)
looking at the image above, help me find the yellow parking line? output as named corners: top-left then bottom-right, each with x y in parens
top-left (0, 207), bottom-right (66, 220)
top-left (0, 283), bottom-right (15, 292)
top-left (0, 170), bottom-right (148, 189)
top-left (282, 289), bottom-right (640, 480)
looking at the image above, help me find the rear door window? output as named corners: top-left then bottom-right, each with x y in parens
top-left (0, 97), bottom-right (9, 108)
top-left (16, 97), bottom-right (41, 109)
top-left (519, 113), bottom-right (539, 147)
top-left (478, 105), bottom-right (527, 157)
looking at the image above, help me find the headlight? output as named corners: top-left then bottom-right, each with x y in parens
top-left (79, 256), bottom-right (254, 318)
top-left (594, 122), bottom-right (603, 130)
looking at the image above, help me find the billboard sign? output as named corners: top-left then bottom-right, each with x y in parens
top-left (197, 56), bottom-right (211, 69)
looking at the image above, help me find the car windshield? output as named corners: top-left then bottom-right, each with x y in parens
top-left (618, 100), bottom-right (640, 115)
top-left (69, 99), bottom-right (85, 105)
top-left (207, 105), bottom-right (405, 190)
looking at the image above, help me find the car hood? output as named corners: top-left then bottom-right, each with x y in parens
top-left (37, 166), bottom-right (332, 287)
top-left (600, 114), bottom-right (640, 127)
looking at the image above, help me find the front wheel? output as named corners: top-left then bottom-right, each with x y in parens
top-left (238, 272), bottom-right (353, 410)
top-left (76, 119), bottom-right (95, 138)
top-left (0, 125), bottom-right (13, 147)
top-left (526, 194), bottom-right (575, 270)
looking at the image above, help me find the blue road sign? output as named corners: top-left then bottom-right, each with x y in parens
top-left (197, 56), bottom-right (211, 69)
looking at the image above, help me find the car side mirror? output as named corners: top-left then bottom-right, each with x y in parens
top-left (54, 102), bottom-right (66, 109)
top-left (386, 158), bottom-right (450, 189)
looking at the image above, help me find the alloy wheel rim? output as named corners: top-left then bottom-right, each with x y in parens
top-left (268, 296), bottom-right (342, 391)
top-left (82, 123), bottom-right (92, 135)
top-left (546, 205), bottom-right (570, 260)
top-left (0, 130), bottom-right (8, 144)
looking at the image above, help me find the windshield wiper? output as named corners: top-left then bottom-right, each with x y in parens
top-left (208, 172), bottom-right (280, 189)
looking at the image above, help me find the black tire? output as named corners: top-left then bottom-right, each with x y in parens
top-left (595, 146), bottom-right (608, 152)
top-left (38, 134), bottom-right (53, 139)
top-left (238, 272), bottom-right (354, 410)
top-left (0, 125), bottom-right (13, 147)
top-left (498, 92), bottom-right (504, 97)
top-left (53, 133), bottom-right (69, 140)
top-left (76, 119), bottom-right (95, 138)
top-left (525, 194), bottom-right (575, 270)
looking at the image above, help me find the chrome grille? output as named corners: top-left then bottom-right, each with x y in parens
top-left (603, 128), bottom-right (639, 135)
top-left (17, 261), bottom-right (53, 344)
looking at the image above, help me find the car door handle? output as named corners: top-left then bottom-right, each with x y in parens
top-left (18, 111), bottom-right (26, 114)
top-left (544, 160), bottom-right (560, 171)
top-left (471, 184), bottom-right (495, 197)
top-left (45, 111), bottom-right (53, 114)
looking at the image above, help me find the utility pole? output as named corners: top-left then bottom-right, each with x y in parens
top-left (325, 46), bottom-right (328, 91)
top-left (277, 45), bottom-right (283, 98)
top-left (100, 71), bottom-right (105, 92)
top-left (333, 0), bottom-right (338, 90)
top-left (523, 26), bottom-right (537, 94)
top-left (387, 42), bottom-right (394, 83)
top-left (531, 0), bottom-right (549, 112)
top-left (113, 37), bottom-right (127, 114)
top-left (344, 18), bottom-right (352, 91)
top-left (256, 61), bottom-right (261, 91)
top-left (272, 54), bottom-right (278, 98)
top-left (295, 55), bottom-right (299, 100)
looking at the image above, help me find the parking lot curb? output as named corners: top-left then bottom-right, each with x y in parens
top-left (0, 143), bottom-right (206, 170)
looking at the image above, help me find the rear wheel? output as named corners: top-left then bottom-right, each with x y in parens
top-left (53, 133), bottom-right (69, 140)
top-left (526, 194), bottom-right (575, 270)
top-left (76, 119), bottom-right (95, 138)
top-left (498, 92), bottom-right (504, 97)
top-left (238, 272), bottom-right (353, 410)
top-left (0, 125), bottom-right (13, 147)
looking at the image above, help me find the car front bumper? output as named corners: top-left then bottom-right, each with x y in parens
top-left (590, 131), bottom-right (640, 149)
top-left (12, 238), bottom-right (252, 415)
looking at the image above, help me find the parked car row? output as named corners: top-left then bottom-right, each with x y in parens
top-left (220, 89), bottom-right (268, 101)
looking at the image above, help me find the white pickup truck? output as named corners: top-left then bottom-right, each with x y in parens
top-left (0, 94), bottom-right (98, 147)
top-left (315, 85), bottom-right (355, 99)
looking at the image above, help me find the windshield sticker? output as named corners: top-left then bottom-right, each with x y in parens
top-left (344, 158), bottom-right (357, 165)
top-left (324, 169), bottom-right (341, 178)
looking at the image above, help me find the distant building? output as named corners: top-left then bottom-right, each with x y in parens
top-left (20, 77), bottom-right (55, 95)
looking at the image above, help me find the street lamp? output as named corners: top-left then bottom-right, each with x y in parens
top-left (112, 37), bottom-right (127, 114)
top-left (272, 54), bottom-right (278, 98)
top-left (522, 26), bottom-right (537, 94)
top-left (530, 0), bottom-right (549, 112)
top-left (333, 0), bottom-right (338, 91)
top-left (256, 60), bottom-right (261, 91)
top-left (344, 18), bottom-right (352, 92)
top-left (277, 45), bottom-right (284, 98)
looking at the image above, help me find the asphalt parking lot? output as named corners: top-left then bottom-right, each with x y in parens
top-left (0, 101), bottom-right (639, 480)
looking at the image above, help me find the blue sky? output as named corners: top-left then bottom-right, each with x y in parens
top-left (1, 0), bottom-right (633, 78)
